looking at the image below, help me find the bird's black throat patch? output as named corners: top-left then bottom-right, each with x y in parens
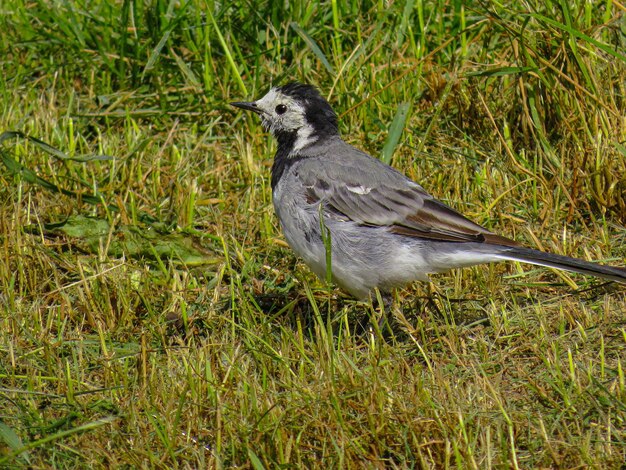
top-left (271, 130), bottom-right (304, 189)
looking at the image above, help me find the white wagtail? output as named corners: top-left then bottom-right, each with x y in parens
top-left (231, 82), bottom-right (626, 300)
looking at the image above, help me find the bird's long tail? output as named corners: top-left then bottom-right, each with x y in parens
top-left (498, 246), bottom-right (626, 284)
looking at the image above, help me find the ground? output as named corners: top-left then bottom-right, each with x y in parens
top-left (1, 1), bottom-right (625, 467)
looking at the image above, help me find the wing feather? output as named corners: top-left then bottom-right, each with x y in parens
top-left (298, 157), bottom-right (519, 246)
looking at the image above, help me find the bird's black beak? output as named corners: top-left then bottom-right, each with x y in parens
top-left (230, 101), bottom-right (261, 114)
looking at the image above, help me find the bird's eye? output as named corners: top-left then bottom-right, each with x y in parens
top-left (275, 104), bottom-right (287, 115)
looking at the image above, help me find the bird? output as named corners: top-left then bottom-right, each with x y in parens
top-left (231, 82), bottom-right (626, 301)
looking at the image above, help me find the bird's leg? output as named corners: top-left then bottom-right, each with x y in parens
top-left (370, 289), bottom-right (394, 334)
top-left (423, 282), bottom-right (443, 318)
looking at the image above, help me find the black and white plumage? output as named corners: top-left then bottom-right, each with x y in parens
top-left (231, 82), bottom-right (626, 300)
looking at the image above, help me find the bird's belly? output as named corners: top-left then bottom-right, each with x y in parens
top-left (273, 194), bottom-right (327, 279)
top-left (273, 190), bottom-right (430, 299)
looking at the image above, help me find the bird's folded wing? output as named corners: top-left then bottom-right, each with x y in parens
top-left (302, 170), bottom-right (518, 246)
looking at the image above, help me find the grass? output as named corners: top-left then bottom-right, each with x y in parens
top-left (0, 0), bottom-right (625, 467)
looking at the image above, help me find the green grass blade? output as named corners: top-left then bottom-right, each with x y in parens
top-left (465, 66), bottom-right (538, 77)
top-left (0, 421), bottom-right (29, 464)
top-left (248, 448), bottom-right (266, 470)
top-left (0, 150), bottom-right (115, 208)
top-left (172, 50), bottom-right (202, 88)
top-left (290, 22), bottom-right (335, 75)
top-left (1, 150), bottom-right (62, 193)
top-left (0, 417), bottom-right (117, 466)
top-left (530, 12), bottom-right (626, 63)
top-left (142, 29), bottom-right (172, 80)
top-left (396, 0), bottom-right (415, 48)
top-left (381, 102), bottom-right (410, 164)
top-left (206, 5), bottom-right (247, 95)
top-left (0, 131), bottom-right (114, 162)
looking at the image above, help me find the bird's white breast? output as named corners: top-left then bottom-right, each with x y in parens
top-left (272, 175), bottom-right (327, 281)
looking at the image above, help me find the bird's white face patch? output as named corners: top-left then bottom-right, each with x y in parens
top-left (347, 185), bottom-right (372, 195)
top-left (254, 88), bottom-right (318, 153)
top-left (292, 123), bottom-right (317, 153)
